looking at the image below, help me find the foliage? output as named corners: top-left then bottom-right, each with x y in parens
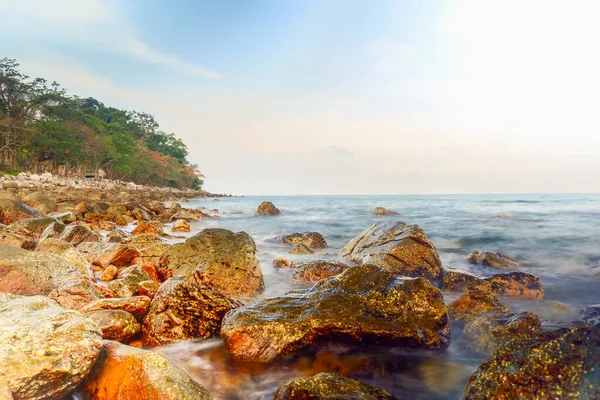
top-left (0, 58), bottom-right (203, 189)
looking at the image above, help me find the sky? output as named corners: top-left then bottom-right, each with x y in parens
top-left (1, 0), bottom-right (599, 195)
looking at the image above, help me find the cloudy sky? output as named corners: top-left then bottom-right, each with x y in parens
top-left (1, 0), bottom-right (599, 194)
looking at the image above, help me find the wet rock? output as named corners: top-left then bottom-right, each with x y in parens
top-left (466, 251), bottom-right (522, 269)
top-left (0, 293), bottom-right (103, 400)
top-left (221, 264), bottom-right (450, 363)
top-left (48, 279), bottom-right (105, 310)
top-left (342, 221), bottom-right (442, 280)
top-left (292, 260), bottom-right (351, 283)
top-left (84, 310), bottom-right (141, 342)
top-left (138, 280), bottom-right (161, 298)
top-left (80, 296), bottom-right (151, 320)
top-left (10, 217), bottom-right (64, 240)
top-left (477, 272), bottom-right (544, 300)
top-left (142, 278), bottom-right (241, 346)
top-left (80, 340), bottom-right (212, 399)
top-left (289, 243), bottom-right (315, 254)
top-left (108, 266), bottom-right (152, 298)
top-left (274, 372), bottom-right (398, 400)
top-left (282, 232), bottom-right (327, 249)
top-left (459, 312), bottom-right (542, 356)
top-left (161, 228), bottom-right (264, 298)
top-left (372, 207), bottom-right (400, 216)
top-left (442, 267), bottom-right (485, 292)
top-left (447, 290), bottom-right (512, 323)
top-left (273, 257), bottom-right (293, 268)
top-left (172, 218), bottom-right (191, 232)
top-left (77, 242), bottom-right (140, 268)
top-left (463, 324), bottom-right (600, 400)
top-left (256, 201), bottom-right (280, 215)
top-left (99, 265), bottom-right (118, 281)
top-left (59, 224), bottom-right (103, 246)
top-left (580, 304), bottom-right (600, 325)
top-left (0, 245), bottom-right (93, 295)
top-left (22, 191), bottom-right (56, 214)
top-left (0, 198), bottom-right (45, 224)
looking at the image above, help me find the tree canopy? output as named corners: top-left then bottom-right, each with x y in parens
top-left (0, 58), bottom-right (203, 189)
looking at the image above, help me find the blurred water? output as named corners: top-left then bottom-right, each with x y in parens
top-left (159, 194), bottom-right (600, 399)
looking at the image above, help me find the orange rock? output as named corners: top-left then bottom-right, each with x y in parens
top-left (100, 265), bottom-right (118, 281)
top-left (132, 222), bottom-right (164, 236)
top-left (141, 263), bottom-right (160, 282)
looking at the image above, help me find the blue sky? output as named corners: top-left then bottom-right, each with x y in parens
top-left (1, 0), bottom-right (599, 194)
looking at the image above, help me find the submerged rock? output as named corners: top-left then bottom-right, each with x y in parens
top-left (142, 278), bottom-right (241, 346)
top-left (282, 232), bottom-right (327, 248)
top-left (372, 207), bottom-right (400, 216)
top-left (288, 243), bottom-right (315, 255)
top-left (80, 341), bottom-right (212, 400)
top-left (342, 221), bottom-right (442, 280)
top-left (221, 264), bottom-right (450, 363)
top-left (84, 310), bottom-right (141, 342)
top-left (292, 260), bottom-right (351, 283)
top-left (0, 245), bottom-right (93, 295)
top-left (273, 257), bottom-right (293, 268)
top-left (463, 324), bottom-right (600, 399)
top-left (0, 293), bottom-right (103, 400)
top-left (447, 290), bottom-right (512, 323)
top-left (274, 372), bottom-right (398, 400)
top-left (161, 228), bottom-right (264, 298)
top-left (256, 201), bottom-right (280, 215)
top-left (466, 251), bottom-right (522, 269)
top-left (80, 296), bottom-right (151, 320)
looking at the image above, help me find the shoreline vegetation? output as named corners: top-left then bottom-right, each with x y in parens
top-left (0, 58), bottom-right (204, 190)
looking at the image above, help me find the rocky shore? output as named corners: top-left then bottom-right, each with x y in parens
top-left (0, 193), bottom-right (598, 399)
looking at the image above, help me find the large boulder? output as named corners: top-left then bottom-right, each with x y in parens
top-left (22, 191), bottom-right (56, 214)
top-left (0, 293), bottom-right (103, 400)
top-left (221, 264), bottom-right (450, 363)
top-left (160, 228), bottom-right (264, 298)
top-left (10, 217), bottom-right (64, 240)
top-left (80, 341), bottom-right (212, 400)
top-left (274, 372), bottom-right (398, 400)
top-left (35, 238), bottom-right (93, 276)
top-left (80, 296), bottom-right (151, 320)
top-left (463, 324), bottom-right (600, 399)
top-left (341, 221), bottom-right (442, 280)
top-left (256, 201), bottom-right (280, 215)
top-left (0, 245), bottom-right (93, 295)
top-left (84, 310), bottom-right (140, 342)
top-left (292, 260), bottom-right (351, 283)
top-left (466, 251), bottom-right (522, 269)
top-left (142, 278), bottom-right (241, 346)
top-left (0, 198), bottom-right (45, 225)
top-left (282, 232), bottom-right (327, 249)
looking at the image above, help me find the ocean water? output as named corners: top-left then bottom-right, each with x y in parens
top-left (158, 194), bottom-right (600, 399)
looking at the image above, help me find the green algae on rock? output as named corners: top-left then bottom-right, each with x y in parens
top-left (274, 372), bottom-right (399, 400)
top-left (221, 264), bottom-right (450, 363)
top-left (0, 293), bottom-right (103, 400)
top-left (341, 221), bottom-right (443, 280)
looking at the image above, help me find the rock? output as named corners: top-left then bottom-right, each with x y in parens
top-left (48, 279), bottom-right (105, 310)
top-left (35, 237), bottom-right (93, 273)
top-left (0, 245), bottom-right (93, 295)
top-left (22, 191), bottom-right (56, 214)
top-left (161, 228), bottom-right (264, 298)
top-left (0, 198), bottom-right (45, 224)
top-left (221, 264), bottom-right (450, 363)
top-left (132, 241), bottom-right (169, 267)
top-left (0, 229), bottom-right (35, 249)
top-left (288, 243), bottom-right (315, 254)
top-left (138, 280), bottom-right (161, 298)
top-left (256, 201), bottom-right (280, 215)
top-left (459, 312), bottom-right (542, 356)
top-left (292, 260), bottom-right (351, 283)
top-left (0, 293), bottom-right (103, 400)
top-left (580, 304), bottom-right (600, 325)
top-left (463, 324), bottom-right (600, 399)
top-left (447, 290), bottom-right (512, 323)
top-left (273, 258), bottom-right (293, 268)
top-left (372, 207), bottom-right (400, 216)
top-left (476, 272), bottom-right (544, 300)
top-left (77, 242), bottom-right (140, 268)
top-left (142, 278), bottom-right (241, 346)
top-left (80, 296), bottom-right (151, 320)
top-left (100, 265), bottom-right (118, 281)
top-left (497, 214), bottom-right (511, 219)
top-left (84, 310), bottom-right (141, 342)
top-left (172, 218), bottom-right (191, 232)
top-left (274, 372), bottom-right (398, 400)
top-left (466, 251), bottom-right (522, 269)
top-left (80, 341), bottom-right (212, 399)
top-left (108, 266), bottom-right (152, 298)
top-left (442, 267), bottom-right (485, 292)
top-left (59, 224), bottom-right (103, 246)
top-left (342, 221), bottom-right (442, 281)
top-left (282, 232), bottom-right (327, 248)
top-left (10, 217), bottom-right (64, 240)
top-left (131, 221), bottom-right (163, 235)
top-left (49, 211), bottom-right (78, 224)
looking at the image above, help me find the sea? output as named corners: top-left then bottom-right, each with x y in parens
top-left (157, 194), bottom-right (600, 399)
